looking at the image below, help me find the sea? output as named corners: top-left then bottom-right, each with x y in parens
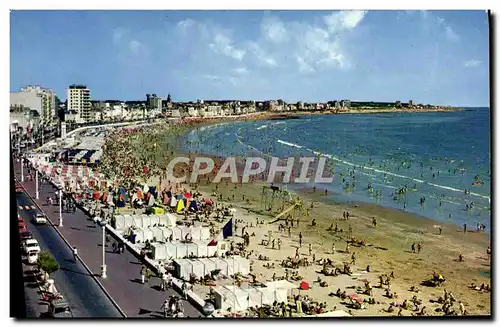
top-left (180, 108), bottom-right (491, 232)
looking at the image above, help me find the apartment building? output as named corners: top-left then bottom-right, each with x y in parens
top-left (67, 85), bottom-right (92, 123)
top-left (10, 85), bottom-right (56, 125)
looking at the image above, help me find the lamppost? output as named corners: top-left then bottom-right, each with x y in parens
top-left (35, 169), bottom-right (39, 199)
top-left (21, 157), bottom-right (24, 182)
top-left (94, 217), bottom-right (107, 278)
top-left (59, 189), bottom-right (63, 227)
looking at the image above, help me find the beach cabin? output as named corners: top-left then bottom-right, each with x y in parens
top-left (173, 259), bottom-right (192, 280)
top-left (193, 240), bottom-right (209, 257)
top-left (164, 213), bottom-right (177, 227)
top-left (134, 228), bottom-right (154, 243)
top-left (210, 257), bottom-right (229, 276)
top-left (212, 286), bottom-right (250, 312)
top-left (233, 256), bottom-right (250, 275)
top-left (149, 214), bottom-right (160, 227)
top-left (198, 258), bottom-right (217, 275)
top-left (159, 227), bottom-right (173, 241)
top-left (188, 260), bottom-right (205, 278)
top-left (151, 244), bottom-right (168, 260)
top-left (180, 226), bottom-right (191, 240)
top-left (170, 226), bottom-right (183, 241)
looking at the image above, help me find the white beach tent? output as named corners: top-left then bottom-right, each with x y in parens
top-left (198, 258), bottom-right (216, 275)
top-left (189, 227), bottom-right (211, 240)
top-left (170, 226), bottom-right (183, 241)
top-left (166, 242), bottom-right (188, 259)
top-left (264, 280), bottom-right (298, 294)
top-left (210, 257), bottom-right (229, 276)
top-left (134, 228), bottom-right (154, 243)
top-left (213, 286), bottom-right (249, 312)
top-left (233, 256), bottom-right (250, 276)
top-left (165, 243), bottom-right (178, 259)
top-left (207, 244), bottom-right (217, 257)
top-left (188, 259), bottom-right (205, 278)
top-left (151, 243), bottom-right (168, 260)
top-left (224, 257), bottom-right (237, 276)
top-left (149, 214), bottom-right (160, 226)
top-left (193, 240), bottom-right (209, 257)
top-left (174, 259), bottom-right (192, 280)
top-left (132, 215), bottom-right (145, 229)
top-left (122, 215), bottom-right (135, 229)
top-left (186, 243), bottom-right (199, 257)
top-left (159, 227), bottom-right (173, 241)
top-left (200, 227), bottom-right (211, 240)
top-left (163, 213), bottom-right (177, 227)
top-left (180, 226), bottom-right (191, 240)
top-left (150, 227), bottom-right (165, 242)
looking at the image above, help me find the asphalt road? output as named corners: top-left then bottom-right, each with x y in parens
top-left (14, 160), bottom-right (202, 318)
top-left (17, 192), bottom-right (123, 318)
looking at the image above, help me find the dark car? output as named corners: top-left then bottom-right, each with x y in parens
top-left (20, 231), bottom-right (33, 242)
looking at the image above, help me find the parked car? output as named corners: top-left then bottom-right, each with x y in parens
top-left (32, 213), bottom-right (47, 225)
top-left (22, 239), bottom-right (40, 254)
top-left (18, 221), bottom-right (27, 232)
top-left (26, 251), bottom-right (39, 264)
top-left (47, 298), bottom-right (72, 318)
top-left (16, 185), bottom-right (24, 193)
top-left (19, 231), bottom-right (33, 242)
top-left (18, 214), bottom-right (24, 223)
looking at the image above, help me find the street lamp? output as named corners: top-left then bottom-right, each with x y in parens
top-left (35, 169), bottom-right (39, 199)
top-left (59, 189), bottom-right (63, 227)
top-left (21, 157), bottom-right (24, 182)
top-left (94, 217), bottom-right (107, 278)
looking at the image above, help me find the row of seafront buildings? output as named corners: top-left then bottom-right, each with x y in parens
top-left (10, 83), bottom-right (452, 134)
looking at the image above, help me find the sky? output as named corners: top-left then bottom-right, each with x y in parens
top-left (10, 10), bottom-right (490, 106)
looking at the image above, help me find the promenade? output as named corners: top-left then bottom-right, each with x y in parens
top-left (14, 160), bottom-right (202, 318)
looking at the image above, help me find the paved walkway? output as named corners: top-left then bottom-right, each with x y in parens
top-left (14, 161), bottom-right (202, 318)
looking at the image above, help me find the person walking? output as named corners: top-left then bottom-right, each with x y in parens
top-left (140, 266), bottom-right (146, 284)
top-left (72, 247), bottom-right (78, 262)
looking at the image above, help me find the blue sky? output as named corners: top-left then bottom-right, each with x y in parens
top-left (10, 10), bottom-right (490, 106)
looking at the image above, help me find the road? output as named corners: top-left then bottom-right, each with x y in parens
top-left (17, 192), bottom-right (123, 318)
top-left (14, 160), bottom-right (202, 318)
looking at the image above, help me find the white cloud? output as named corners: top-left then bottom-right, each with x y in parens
top-left (177, 18), bottom-right (195, 31)
top-left (323, 10), bottom-right (367, 34)
top-left (129, 40), bottom-right (142, 54)
top-left (209, 33), bottom-right (246, 61)
top-left (177, 11), bottom-right (366, 77)
top-left (247, 42), bottom-right (277, 67)
top-left (261, 15), bottom-right (288, 43)
top-left (445, 26), bottom-right (460, 41)
top-left (112, 28), bottom-right (126, 44)
top-left (464, 60), bottom-right (482, 68)
top-left (233, 67), bottom-right (248, 75)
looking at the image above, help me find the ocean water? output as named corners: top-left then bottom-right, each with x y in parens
top-left (180, 109), bottom-right (491, 232)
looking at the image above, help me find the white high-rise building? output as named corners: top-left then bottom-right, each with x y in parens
top-left (10, 85), bottom-right (56, 125)
top-left (67, 84), bottom-right (91, 123)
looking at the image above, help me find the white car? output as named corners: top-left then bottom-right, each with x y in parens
top-left (32, 213), bottom-right (47, 225)
top-left (23, 239), bottom-right (40, 254)
top-left (27, 251), bottom-right (39, 264)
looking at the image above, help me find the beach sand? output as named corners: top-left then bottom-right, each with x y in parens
top-left (103, 119), bottom-right (491, 316)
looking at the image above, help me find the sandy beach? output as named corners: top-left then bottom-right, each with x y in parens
top-left (100, 118), bottom-right (491, 317)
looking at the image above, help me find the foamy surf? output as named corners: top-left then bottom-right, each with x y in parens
top-left (276, 139), bottom-right (490, 201)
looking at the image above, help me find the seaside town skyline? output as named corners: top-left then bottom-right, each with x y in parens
top-left (10, 10), bottom-right (490, 107)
